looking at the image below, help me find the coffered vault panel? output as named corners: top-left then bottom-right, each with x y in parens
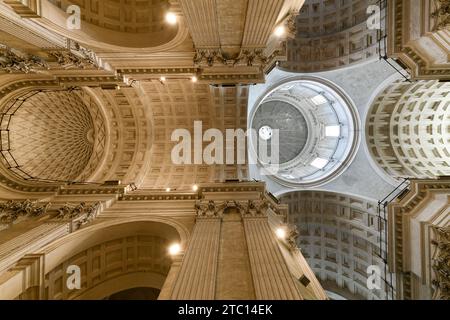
top-left (1, 90), bottom-right (105, 183)
top-left (281, 0), bottom-right (383, 72)
top-left (41, 0), bottom-right (179, 48)
top-left (0, 78), bottom-right (248, 191)
top-left (280, 191), bottom-right (391, 300)
top-left (137, 80), bottom-right (249, 190)
top-left (48, 0), bottom-right (171, 34)
top-left (367, 80), bottom-right (450, 179)
top-left (42, 235), bottom-right (171, 300)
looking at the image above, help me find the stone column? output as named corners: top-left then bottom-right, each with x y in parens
top-left (170, 205), bottom-right (221, 300)
top-left (169, 197), bottom-right (310, 300)
top-left (241, 201), bottom-right (303, 300)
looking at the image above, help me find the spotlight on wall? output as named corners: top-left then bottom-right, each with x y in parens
top-left (276, 227), bottom-right (287, 240)
top-left (274, 25), bottom-right (286, 38)
top-left (165, 12), bottom-right (177, 25)
top-left (191, 76), bottom-right (198, 83)
top-left (166, 187), bottom-right (171, 192)
top-left (168, 243), bottom-right (181, 256)
top-left (160, 76), bottom-right (167, 82)
top-left (192, 185), bottom-right (199, 192)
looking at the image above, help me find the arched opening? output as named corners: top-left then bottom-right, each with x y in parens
top-left (280, 0), bottom-right (384, 73)
top-left (40, 0), bottom-right (180, 48)
top-left (106, 287), bottom-right (161, 300)
top-left (14, 220), bottom-right (184, 300)
top-left (280, 190), bottom-right (393, 300)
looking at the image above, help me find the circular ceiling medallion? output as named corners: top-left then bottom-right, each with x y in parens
top-left (249, 76), bottom-right (360, 187)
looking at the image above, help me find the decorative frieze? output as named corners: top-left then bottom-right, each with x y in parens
top-left (0, 200), bottom-right (51, 225)
top-left (48, 48), bottom-right (97, 70)
top-left (432, 0), bottom-right (450, 29)
top-left (195, 200), bottom-right (242, 218)
top-left (195, 200), bottom-right (223, 218)
top-left (194, 48), bottom-right (270, 68)
top-left (0, 45), bottom-right (48, 73)
top-left (193, 50), bottom-right (227, 67)
top-left (432, 226), bottom-right (450, 300)
top-left (56, 202), bottom-right (101, 227)
top-left (122, 194), bottom-right (198, 201)
top-left (195, 199), bottom-right (271, 219)
top-left (286, 224), bottom-right (300, 250)
top-left (238, 200), bottom-right (269, 218)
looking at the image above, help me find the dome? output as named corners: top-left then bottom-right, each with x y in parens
top-left (1, 90), bottom-right (106, 182)
top-left (252, 100), bottom-right (308, 164)
top-left (249, 77), bottom-right (359, 187)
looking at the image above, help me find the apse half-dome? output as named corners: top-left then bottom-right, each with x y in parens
top-left (249, 77), bottom-right (360, 187)
top-left (45, 0), bottom-right (178, 48)
top-left (0, 90), bottom-right (106, 183)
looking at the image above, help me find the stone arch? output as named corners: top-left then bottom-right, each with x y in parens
top-left (280, 0), bottom-right (384, 73)
top-left (366, 80), bottom-right (450, 179)
top-left (15, 219), bottom-right (187, 300)
top-left (77, 273), bottom-right (166, 300)
top-left (36, 0), bottom-right (188, 50)
top-left (280, 190), bottom-right (391, 300)
top-left (0, 80), bottom-right (155, 188)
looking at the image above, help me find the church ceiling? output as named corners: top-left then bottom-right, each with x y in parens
top-left (1, 90), bottom-right (105, 183)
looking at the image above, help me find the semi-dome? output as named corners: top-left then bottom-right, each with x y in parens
top-left (1, 90), bottom-right (106, 183)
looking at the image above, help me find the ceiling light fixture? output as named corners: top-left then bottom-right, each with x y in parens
top-left (165, 12), bottom-right (177, 25)
top-left (276, 228), bottom-right (287, 240)
top-left (168, 243), bottom-right (181, 256)
top-left (274, 26), bottom-right (286, 37)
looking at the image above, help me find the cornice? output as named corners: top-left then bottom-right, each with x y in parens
top-left (388, 0), bottom-right (450, 80)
